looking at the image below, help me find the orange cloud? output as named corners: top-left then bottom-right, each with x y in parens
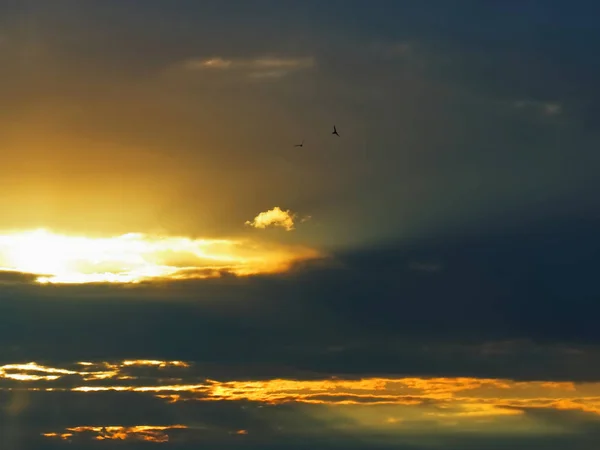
top-left (7, 360), bottom-right (600, 434)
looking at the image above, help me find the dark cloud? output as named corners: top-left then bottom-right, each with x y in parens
top-left (0, 270), bottom-right (39, 285)
top-left (0, 214), bottom-right (598, 383)
top-left (1, 2), bottom-right (600, 448)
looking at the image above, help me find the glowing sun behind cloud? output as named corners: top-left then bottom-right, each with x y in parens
top-left (0, 229), bottom-right (320, 284)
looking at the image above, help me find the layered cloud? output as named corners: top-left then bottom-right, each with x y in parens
top-left (183, 55), bottom-right (315, 79)
top-left (0, 216), bottom-right (599, 374)
top-left (43, 425), bottom-right (188, 443)
top-left (0, 358), bottom-right (597, 447)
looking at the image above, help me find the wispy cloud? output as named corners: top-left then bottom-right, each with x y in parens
top-left (246, 206), bottom-right (305, 231)
top-left (183, 56), bottom-right (315, 79)
top-left (513, 99), bottom-right (562, 116)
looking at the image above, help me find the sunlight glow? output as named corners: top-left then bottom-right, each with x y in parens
top-left (0, 228), bottom-right (320, 284)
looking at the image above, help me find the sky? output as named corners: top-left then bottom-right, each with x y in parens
top-left (1, 1), bottom-right (600, 448)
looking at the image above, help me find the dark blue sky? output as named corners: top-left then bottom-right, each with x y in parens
top-left (1, 1), bottom-right (600, 449)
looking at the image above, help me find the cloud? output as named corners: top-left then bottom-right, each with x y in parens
top-left (0, 228), bottom-right (320, 284)
top-left (513, 99), bottom-right (562, 116)
top-left (245, 207), bottom-right (301, 231)
top-left (2, 358), bottom-right (597, 448)
top-left (544, 103), bottom-right (562, 115)
top-left (1, 216), bottom-right (600, 383)
top-left (183, 56), bottom-right (315, 79)
top-left (0, 269), bottom-right (40, 285)
top-left (43, 425), bottom-right (188, 443)
top-left (1, 219), bottom-right (600, 449)
top-left (0, 4), bottom-right (599, 448)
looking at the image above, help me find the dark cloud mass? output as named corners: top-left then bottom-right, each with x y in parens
top-left (0, 1), bottom-right (600, 449)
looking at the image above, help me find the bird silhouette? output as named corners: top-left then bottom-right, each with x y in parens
top-left (294, 139), bottom-right (304, 147)
top-left (332, 125), bottom-right (340, 137)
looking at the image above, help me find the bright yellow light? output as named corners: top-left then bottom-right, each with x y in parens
top-left (0, 228), bottom-right (320, 284)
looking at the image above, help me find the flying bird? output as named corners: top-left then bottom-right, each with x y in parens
top-left (332, 125), bottom-right (340, 137)
top-left (294, 139), bottom-right (304, 147)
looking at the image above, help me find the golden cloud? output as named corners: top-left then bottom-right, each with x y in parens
top-left (0, 362), bottom-right (76, 381)
top-left (5, 360), bottom-right (595, 440)
top-left (0, 228), bottom-right (320, 284)
top-left (43, 425), bottom-right (187, 443)
top-left (0, 360), bottom-right (189, 383)
top-left (6, 359), bottom-right (599, 421)
top-left (70, 377), bottom-right (600, 420)
top-left (245, 207), bottom-right (301, 231)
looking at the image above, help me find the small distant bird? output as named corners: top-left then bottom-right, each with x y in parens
top-left (332, 125), bottom-right (340, 137)
top-left (294, 139), bottom-right (304, 147)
